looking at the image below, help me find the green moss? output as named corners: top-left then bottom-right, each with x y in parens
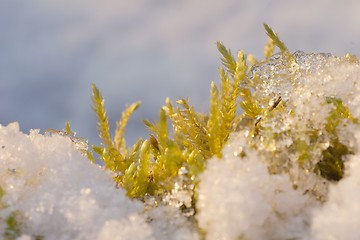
top-left (316, 138), bottom-right (348, 181)
top-left (4, 211), bottom-right (21, 240)
top-left (78, 24), bottom-right (358, 201)
top-left (90, 54), bottom-right (248, 197)
top-left (0, 186), bottom-right (6, 209)
top-left (263, 23), bottom-right (288, 54)
top-left (0, 186), bottom-right (4, 200)
top-left (314, 97), bottom-right (358, 181)
top-left (89, 41), bottom-right (250, 198)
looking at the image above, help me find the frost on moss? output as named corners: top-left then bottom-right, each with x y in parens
top-left (197, 27), bottom-right (360, 240)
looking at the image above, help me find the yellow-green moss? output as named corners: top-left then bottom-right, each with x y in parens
top-left (82, 24), bottom-right (357, 200)
top-left (4, 211), bottom-right (22, 240)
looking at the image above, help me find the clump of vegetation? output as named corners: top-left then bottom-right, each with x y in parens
top-left (89, 42), bottom-right (245, 199)
top-left (0, 186), bottom-right (5, 209)
top-left (1, 183), bottom-right (23, 240)
top-left (80, 24), bottom-right (357, 205)
top-left (4, 211), bottom-right (22, 240)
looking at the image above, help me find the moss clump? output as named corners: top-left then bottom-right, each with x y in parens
top-left (0, 186), bottom-right (5, 209)
top-left (1, 184), bottom-right (23, 240)
top-left (4, 211), bottom-right (22, 240)
top-left (77, 24), bottom-right (358, 203)
top-left (316, 138), bottom-right (348, 181)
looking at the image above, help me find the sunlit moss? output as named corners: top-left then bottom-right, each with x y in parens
top-left (85, 24), bottom-right (357, 202)
top-left (89, 43), bottom-right (250, 198)
top-left (264, 23), bottom-right (289, 54)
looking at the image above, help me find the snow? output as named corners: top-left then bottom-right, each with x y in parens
top-left (2, 52), bottom-right (360, 239)
top-left (0, 122), bottom-right (149, 239)
top-left (0, 123), bottom-right (196, 240)
top-left (311, 130), bottom-right (360, 240)
top-left (197, 54), bottom-right (360, 239)
top-left (197, 133), bottom-right (317, 240)
top-left (145, 205), bottom-right (199, 240)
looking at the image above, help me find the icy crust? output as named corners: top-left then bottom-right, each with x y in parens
top-left (197, 54), bottom-right (360, 239)
top-left (249, 51), bottom-right (342, 104)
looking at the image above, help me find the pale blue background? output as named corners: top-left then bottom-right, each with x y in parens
top-left (2, 0), bottom-right (360, 145)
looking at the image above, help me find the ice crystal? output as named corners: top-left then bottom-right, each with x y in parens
top-left (250, 51), bottom-right (340, 104)
top-left (161, 166), bottom-right (195, 217)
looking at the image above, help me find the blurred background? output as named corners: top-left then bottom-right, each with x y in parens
top-left (2, 0), bottom-right (360, 145)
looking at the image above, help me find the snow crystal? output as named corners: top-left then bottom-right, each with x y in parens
top-left (146, 205), bottom-right (199, 240)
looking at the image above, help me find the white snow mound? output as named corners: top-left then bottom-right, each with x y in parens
top-left (0, 122), bottom-right (153, 240)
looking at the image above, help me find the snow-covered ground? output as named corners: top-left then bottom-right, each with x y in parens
top-left (2, 51), bottom-right (360, 239)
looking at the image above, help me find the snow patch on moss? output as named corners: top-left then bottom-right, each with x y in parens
top-left (197, 56), bottom-right (360, 239)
